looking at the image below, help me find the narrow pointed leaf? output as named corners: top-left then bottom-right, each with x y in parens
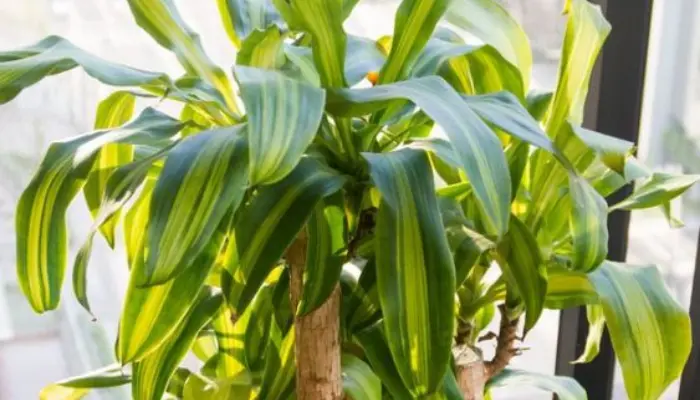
top-left (328, 76), bottom-right (511, 236)
top-left (217, 0), bottom-right (284, 48)
top-left (610, 173), bottom-right (700, 211)
top-left (235, 66), bottom-right (325, 185)
top-left (229, 157), bottom-right (346, 312)
top-left (236, 26), bottom-right (284, 69)
top-left (258, 321), bottom-right (296, 400)
top-left (298, 193), bottom-right (346, 315)
top-left (342, 353), bottom-right (382, 400)
top-left (0, 36), bottom-right (169, 104)
top-left (446, 0), bottom-right (532, 89)
top-left (355, 323), bottom-right (413, 400)
top-left (244, 285), bottom-right (275, 372)
top-left (40, 364), bottom-right (131, 400)
top-left (496, 215), bottom-right (547, 331)
top-left (83, 91), bottom-right (136, 247)
top-left (132, 288), bottom-right (223, 400)
top-left (571, 124), bottom-right (634, 174)
top-left (118, 223), bottom-right (227, 363)
top-left (379, 0), bottom-right (448, 84)
top-left (569, 175), bottom-right (608, 271)
top-left (587, 261), bottom-right (691, 400)
top-left (142, 127), bottom-right (248, 285)
top-left (16, 108), bottom-right (182, 312)
top-left (487, 369), bottom-right (587, 400)
top-left (126, 0), bottom-right (237, 111)
top-left (572, 305), bottom-right (604, 364)
top-left (364, 148), bottom-right (455, 395)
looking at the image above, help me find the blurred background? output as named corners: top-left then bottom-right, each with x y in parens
top-left (0, 0), bottom-right (698, 398)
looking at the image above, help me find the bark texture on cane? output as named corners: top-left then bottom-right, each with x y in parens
top-left (287, 233), bottom-right (343, 400)
top-left (454, 345), bottom-right (488, 400)
top-left (484, 305), bottom-right (519, 378)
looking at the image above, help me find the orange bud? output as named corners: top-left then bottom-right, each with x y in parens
top-left (367, 71), bottom-right (379, 85)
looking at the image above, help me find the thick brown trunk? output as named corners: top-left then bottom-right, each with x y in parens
top-left (454, 345), bottom-right (488, 400)
top-left (287, 233), bottom-right (343, 400)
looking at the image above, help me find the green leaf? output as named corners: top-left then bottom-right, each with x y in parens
top-left (183, 374), bottom-right (253, 400)
top-left (258, 321), bottom-right (296, 400)
top-left (235, 66), bottom-right (325, 185)
top-left (355, 323), bottom-right (413, 400)
top-left (610, 173), bottom-right (700, 211)
top-left (126, 0), bottom-right (237, 112)
top-left (236, 26), bottom-right (285, 69)
top-left (206, 304), bottom-right (249, 377)
top-left (217, 0), bottom-right (284, 48)
top-left (571, 124), bottom-right (634, 175)
top-left (569, 175), bottom-right (608, 272)
top-left (342, 353), bottom-right (382, 400)
top-left (411, 36), bottom-right (478, 79)
top-left (445, 0), bottom-right (531, 89)
top-left (244, 284), bottom-right (275, 372)
top-left (487, 369), bottom-right (587, 400)
top-left (328, 76), bottom-right (511, 237)
top-left (298, 193), bottom-right (346, 315)
top-left (0, 36), bottom-right (169, 104)
top-left (83, 91), bottom-right (136, 247)
top-left (340, 258), bottom-right (381, 332)
top-left (345, 36), bottom-right (386, 85)
top-left (495, 215), bottom-right (547, 332)
top-left (40, 364), bottom-right (131, 400)
top-left (118, 221), bottom-right (227, 363)
top-left (282, 0), bottom-right (347, 88)
top-left (544, 266), bottom-right (598, 309)
top-left (140, 127), bottom-right (248, 285)
top-left (364, 148), bottom-right (455, 395)
top-left (229, 157), bottom-right (346, 312)
top-left (573, 305), bottom-right (604, 364)
top-left (132, 288), bottom-right (223, 400)
top-left (588, 261), bottom-right (691, 400)
top-left (379, 0), bottom-right (448, 84)
top-left (16, 108), bottom-right (182, 312)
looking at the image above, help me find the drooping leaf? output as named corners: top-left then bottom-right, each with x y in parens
top-left (0, 36), bottom-right (169, 104)
top-left (258, 321), bottom-right (296, 400)
top-left (610, 173), bottom-right (700, 212)
top-left (281, 0), bottom-right (348, 88)
top-left (235, 66), bottom-right (325, 185)
top-left (573, 305), bottom-right (605, 364)
top-left (83, 91), bottom-right (136, 247)
top-left (496, 215), bottom-right (547, 332)
top-left (364, 148), bottom-right (455, 395)
top-left (126, 0), bottom-right (237, 112)
top-left (571, 124), bottom-right (634, 174)
top-left (487, 369), bottom-right (587, 400)
top-left (587, 261), bottom-right (691, 400)
top-left (569, 175), bottom-right (608, 272)
top-left (39, 364), bottom-right (131, 400)
top-left (132, 288), bottom-right (223, 400)
top-left (445, 0), bottom-right (532, 90)
top-left (328, 76), bottom-right (511, 237)
top-left (118, 222), bottom-right (227, 363)
top-left (236, 26), bottom-right (285, 69)
top-left (379, 0), bottom-right (449, 84)
top-left (342, 353), bottom-right (382, 400)
top-left (16, 108), bottom-right (182, 312)
top-left (217, 0), bottom-right (284, 48)
top-left (140, 127), bottom-right (248, 285)
top-left (297, 193), bottom-right (346, 315)
top-left (228, 157), bottom-right (346, 312)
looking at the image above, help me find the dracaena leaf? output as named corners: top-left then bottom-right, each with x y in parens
top-left (126, 0), bottom-right (237, 112)
top-left (141, 127), bottom-right (248, 285)
top-left (364, 148), bottom-right (455, 395)
top-left (118, 220), bottom-right (228, 363)
top-left (297, 193), bottom-right (346, 315)
top-left (487, 369), bottom-right (587, 400)
top-left (572, 305), bottom-right (605, 364)
top-left (379, 0), bottom-right (449, 84)
top-left (16, 108), bottom-right (182, 312)
top-left (244, 284), bottom-right (275, 372)
top-left (495, 215), bottom-right (547, 331)
top-left (339, 259), bottom-right (381, 332)
top-left (227, 157), bottom-right (346, 313)
top-left (83, 91), bottom-right (136, 247)
top-left (258, 321), bottom-right (296, 400)
top-left (39, 364), bottom-right (131, 400)
top-left (610, 173), bottom-right (700, 212)
top-left (328, 76), bottom-right (511, 237)
top-left (236, 25), bottom-right (285, 69)
top-left (217, 0), bottom-right (285, 48)
top-left (205, 302), bottom-right (249, 377)
top-left (0, 36), bottom-right (169, 104)
top-left (571, 124), bottom-right (634, 175)
top-left (569, 175), bottom-right (608, 271)
top-left (588, 261), bottom-right (691, 400)
top-left (132, 288), bottom-right (223, 400)
top-left (342, 353), bottom-right (382, 400)
top-left (544, 266), bottom-right (598, 309)
top-left (234, 66), bottom-right (325, 185)
top-left (445, 0), bottom-right (532, 90)
top-left (355, 323), bottom-right (413, 400)
top-left (345, 36), bottom-right (386, 85)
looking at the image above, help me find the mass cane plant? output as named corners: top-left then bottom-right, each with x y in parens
top-left (2, 0), bottom-right (698, 399)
